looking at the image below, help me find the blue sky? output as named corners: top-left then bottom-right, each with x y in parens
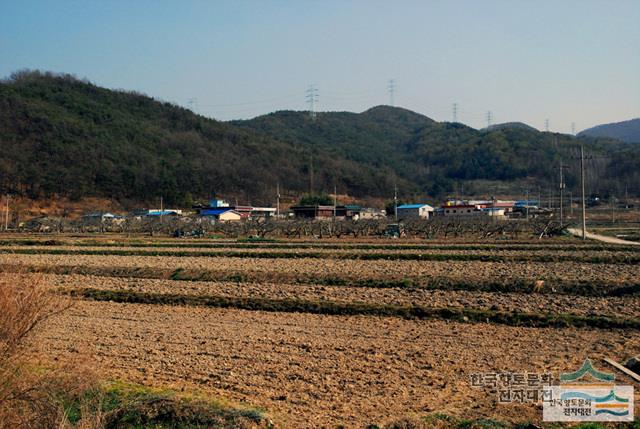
top-left (1, 0), bottom-right (638, 132)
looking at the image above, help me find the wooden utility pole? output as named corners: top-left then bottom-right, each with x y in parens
top-left (580, 146), bottom-right (587, 240)
top-left (611, 194), bottom-right (616, 223)
top-left (394, 184), bottom-right (398, 222)
top-left (276, 183), bottom-right (280, 218)
top-left (569, 191), bottom-right (573, 218)
top-left (333, 185), bottom-right (337, 222)
top-left (559, 161), bottom-right (568, 227)
top-left (4, 194), bottom-right (8, 231)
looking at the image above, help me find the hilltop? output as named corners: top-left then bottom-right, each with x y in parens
top-left (578, 118), bottom-right (640, 143)
top-left (483, 122), bottom-right (538, 132)
top-left (1, 70), bottom-right (639, 206)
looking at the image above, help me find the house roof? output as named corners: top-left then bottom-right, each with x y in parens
top-left (147, 210), bottom-right (180, 216)
top-left (200, 208), bottom-right (235, 216)
top-left (398, 204), bottom-right (432, 209)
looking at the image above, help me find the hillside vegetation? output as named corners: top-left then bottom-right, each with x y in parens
top-left (1, 70), bottom-right (639, 206)
top-left (579, 117), bottom-right (640, 144)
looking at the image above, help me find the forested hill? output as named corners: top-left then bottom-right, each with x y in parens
top-left (578, 118), bottom-right (640, 144)
top-left (233, 109), bottom-right (639, 198)
top-left (1, 70), bottom-right (639, 206)
top-left (0, 71), bottom-right (395, 205)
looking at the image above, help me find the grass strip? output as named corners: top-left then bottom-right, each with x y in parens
top-left (69, 288), bottom-right (640, 330)
top-left (2, 247), bottom-right (640, 264)
top-left (64, 380), bottom-right (266, 429)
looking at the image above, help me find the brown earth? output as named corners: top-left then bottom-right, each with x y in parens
top-left (4, 253), bottom-right (640, 284)
top-left (32, 301), bottom-right (640, 428)
top-left (49, 274), bottom-right (640, 319)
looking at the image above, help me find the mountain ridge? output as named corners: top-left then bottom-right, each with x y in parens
top-left (578, 118), bottom-right (640, 143)
top-left (1, 70), bottom-right (638, 206)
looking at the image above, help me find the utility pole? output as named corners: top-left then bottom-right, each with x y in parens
top-left (394, 184), bottom-right (398, 222)
top-left (452, 103), bottom-right (458, 123)
top-left (276, 183), bottom-right (281, 218)
top-left (611, 194), bottom-right (616, 223)
top-left (625, 184), bottom-right (629, 209)
top-left (580, 145), bottom-right (587, 240)
top-left (387, 79), bottom-right (396, 106)
top-left (333, 185), bottom-right (337, 221)
top-left (569, 191), bottom-right (574, 218)
top-left (306, 85), bottom-right (319, 119)
top-left (538, 188), bottom-right (541, 210)
top-left (4, 194), bottom-right (8, 231)
top-left (308, 155), bottom-right (314, 194)
top-left (559, 161), bottom-right (567, 227)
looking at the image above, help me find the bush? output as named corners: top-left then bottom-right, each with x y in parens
top-left (0, 272), bottom-right (100, 429)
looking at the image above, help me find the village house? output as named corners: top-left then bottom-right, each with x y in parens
top-left (199, 208), bottom-right (242, 221)
top-left (396, 204), bottom-right (434, 220)
top-left (290, 204), bottom-right (361, 220)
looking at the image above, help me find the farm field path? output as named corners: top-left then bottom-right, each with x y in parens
top-left (568, 227), bottom-right (640, 245)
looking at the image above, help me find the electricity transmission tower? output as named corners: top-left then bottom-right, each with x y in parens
top-left (486, 111), bottom-right (493, 128)
top-left (387, 79), bottom-right (396, 106)
top-left (187, 98), bottom-right (198, 114)
top-left (571, 122), bottom-right (576, 135)
top-left (306, 85), bottom-right (319, 119)
top-left (452, 103), bottom-right (458, 123)
top-left (545, 119), bottom-right (550, 132)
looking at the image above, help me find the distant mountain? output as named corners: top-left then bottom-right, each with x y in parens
top-left (483, 122), bottom-right (538, 132)
top-left (1, 70), bottom-right (639, 206)
top-left (578, 118), bottom-right (640, 143)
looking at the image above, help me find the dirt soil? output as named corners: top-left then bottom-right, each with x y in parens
top-left (49, 274), bottom-right (640, 319)
top-left (5, 254), bottom-right (640, 285)
top-left (32, 301), bottom-right (640, 428)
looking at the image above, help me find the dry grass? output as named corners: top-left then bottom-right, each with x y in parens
top-left (0, 271), bottom-right (101, 429)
